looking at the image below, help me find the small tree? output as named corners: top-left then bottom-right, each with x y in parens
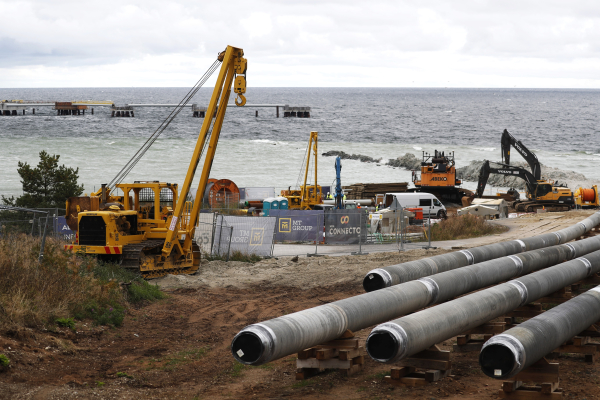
top-left (2, 151), bottom-right (84, 209)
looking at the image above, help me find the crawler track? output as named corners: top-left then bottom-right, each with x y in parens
top-left (122, 239), bottom-right (200, 279)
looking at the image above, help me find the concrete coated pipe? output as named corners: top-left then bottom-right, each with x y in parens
top-left (366, 249), bottom-right (600, 364)
top-left (363, 212), bottom-right (600, 292)
top-left (480, 285), bottom-right (600, 379)
top-left (231, 235), bottom-right (600, 366)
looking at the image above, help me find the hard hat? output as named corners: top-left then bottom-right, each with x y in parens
top-left (109, 205), bottom-right (120, 211)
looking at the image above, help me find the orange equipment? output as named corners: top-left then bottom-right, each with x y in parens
top-left (411, 150), bottom-right (472, 203)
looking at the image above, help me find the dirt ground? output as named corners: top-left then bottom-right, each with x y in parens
top-left (2, 211), bottom-right (600, 399)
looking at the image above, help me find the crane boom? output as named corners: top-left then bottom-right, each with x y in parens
top-left (162, 45), bottom-right (246, 259)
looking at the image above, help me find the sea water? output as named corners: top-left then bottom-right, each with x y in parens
top-left (1, 87), bottom-right (599, 198)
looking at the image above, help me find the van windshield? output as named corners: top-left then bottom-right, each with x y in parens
top-left (433, 199), bottom-right (442, 207)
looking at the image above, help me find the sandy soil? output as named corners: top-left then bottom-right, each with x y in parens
top-left (1, 210), bottom-right (599, 399)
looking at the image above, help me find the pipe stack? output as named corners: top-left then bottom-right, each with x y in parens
top-left (366, 249), bottom-right (600, 364)
top-left (363, 214), bottom-right (597, 292)
top-left (232, 213), bottom-right (600, 366)
top-left (480, 284), bottom-right (600, 379)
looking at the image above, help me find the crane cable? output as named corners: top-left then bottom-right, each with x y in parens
top-left (108, 58), bottom-right (222, 189)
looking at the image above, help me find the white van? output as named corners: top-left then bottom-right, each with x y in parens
top-left (384, 192), bottom-right (447, 219)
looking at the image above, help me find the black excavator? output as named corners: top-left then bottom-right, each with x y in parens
top-left (476, 160), bottom-right (574, 212)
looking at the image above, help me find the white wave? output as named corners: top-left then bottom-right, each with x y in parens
top-left (476, 147), bottom-right (496, 151)
top-left (252, 139), bottom-right (277, 144)
top-left (108, 141), bottom-right (115, 145)
top-left (444, 110), bottom-right (452, 113)
top-left (413, 146), bottom-right (422, 150)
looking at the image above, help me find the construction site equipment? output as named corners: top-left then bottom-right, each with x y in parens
top-left (64, 45), bottom-right (247, 278)
top-left (334, 156), bottom-right (343, 209)
top-left (363, 212), bottom-right (600, 291)
top-left (203, 178), bottom-right (240, 208)
top-left (480, 284), bottom-right (600, 379)
top-left (365, 246), bottom-right (600, 364)
top-left (411, 150), bottom-right (472, 203)
top-left (230, 213), bottom-right (600, 366)
top-left (458, 199), bottom-right (508, 219)
top-left (476, 160), bottom-right (574, 212)
top-left (501, 129), bottom-right (541, 180)
top-left (478, 130), bottom-right (575, 212)
top-left (344, 182), bottom-right (408, 200)
top-left (281, 131), bottom-right (323, 210)
top-left (575, 185), bottom-right (600, 208)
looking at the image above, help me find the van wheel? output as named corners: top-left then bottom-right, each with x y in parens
top-left (437, 210), bottom-right (447, 220)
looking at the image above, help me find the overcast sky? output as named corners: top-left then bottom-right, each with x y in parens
top-left (1, 0), bottom-right (599, 88)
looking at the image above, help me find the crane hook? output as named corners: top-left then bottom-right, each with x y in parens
top-left (235, 94), bottom-right (246, 106)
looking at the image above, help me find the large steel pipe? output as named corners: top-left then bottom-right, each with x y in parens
top-left (363, 212), bottom-right (600, 292)
top-left (366, 249), bottom-right (600, 364)
top-left (480, 285), bottom-right (600, 379)
top-left (232, 234), bottom-right (600, 366)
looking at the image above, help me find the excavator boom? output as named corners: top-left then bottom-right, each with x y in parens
top-left (501, 129), bottom-right (541, 180)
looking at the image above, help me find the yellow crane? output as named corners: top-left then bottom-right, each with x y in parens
top-left (64, 45), bottom-right (247, 278)
top-left (281, 131), bottom-right (323, 210)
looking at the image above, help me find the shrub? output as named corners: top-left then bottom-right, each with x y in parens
top-left (55, 317), bottom-right (76, 329)
top-left (127, 280), bottom-right (167, 303)
top-left (0, 234), bottom-right (165, 330)
top-left (0, 354), bottom-right (9, 368)
top-left (430, 214), bottom-right (508, 241)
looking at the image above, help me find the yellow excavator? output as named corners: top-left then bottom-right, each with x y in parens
top-left (64, 45), bottom-right (247, 278)
top-left (280, 131), bottom-right (324, 210)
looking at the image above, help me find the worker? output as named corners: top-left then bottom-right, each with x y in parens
top-left (326, 192), bottom-right (332, 200)
top-left (376, 204), bottom-right (379, 212)
top-left (343, 194), bottom-right (347, 201)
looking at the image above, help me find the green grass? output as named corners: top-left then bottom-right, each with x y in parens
top-left (0, 354), bottom-right (10, 368)
top-left (116, 371), bottom-right (133, 379)
top-left (367, 371), bottom-right (389, 380)
top-left (292, 379), bottom-right (315, 389)
top-left (163, 348), bottom-right (208, 371)
top-left (96, 381), bottom-right (105, 387)
top-left (127, 280), bottom-right (167, 303)
top-left (55, 317), bottom-right (76, 329)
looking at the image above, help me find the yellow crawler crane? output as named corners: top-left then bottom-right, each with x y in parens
top-left (281, 131), bottom-right (323, 210)
top-left (64, 45), bottom-right (247, 278)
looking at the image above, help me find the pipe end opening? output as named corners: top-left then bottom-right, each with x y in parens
top-left (366, 332), bottom-right (397, 362)
top-left (479, 343), bottom-right (516, 379)
top-left (231, 332), bottom-right (264, 365)
top-left (363, 274), bottom-right (386, 292)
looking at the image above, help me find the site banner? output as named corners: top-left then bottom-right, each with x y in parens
top-left (54, 216), bottom-right (76, 241)
top-left (269, 210), bottom-right (324, 242)
top-left (324, 209), bottom-right (365, 244)
top-left (194, 212), bottom-right (215, 253)
top-left (213, 215), bottom-right (276, 257)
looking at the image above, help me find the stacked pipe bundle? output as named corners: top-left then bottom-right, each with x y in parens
top-left (366, 248), bottom-right (600, 364)
top-left (232, 212), bottom-right (600, 366)
top-left (480, 285), bottom-right (600, 379)
top-left (363, 215), bottom-right (597, 292)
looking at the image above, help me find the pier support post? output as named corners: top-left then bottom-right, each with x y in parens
top-left (12, 110), bottom-right (17, 116)
top-left (91, 108), bottom-right (94, 115)
top-left (276, 106), bottom-right (279, 118)
top-left (255, 110), bottom-right (258, 117)
top-left (22, 109), bottom-right (25, 115)
top-left (33, 108), bottom-right (35, 115)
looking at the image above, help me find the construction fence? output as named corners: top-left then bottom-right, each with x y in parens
top-left (0, 207), bottom-right (74, 240)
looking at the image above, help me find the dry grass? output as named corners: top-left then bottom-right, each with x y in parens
top-left (431, 214), bottom-right (508, 241)
top-left (0, 234), bottom-right (123, 330)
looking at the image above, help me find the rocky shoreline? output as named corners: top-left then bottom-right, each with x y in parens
top-left (322, 151), bottom-right (592, 190)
